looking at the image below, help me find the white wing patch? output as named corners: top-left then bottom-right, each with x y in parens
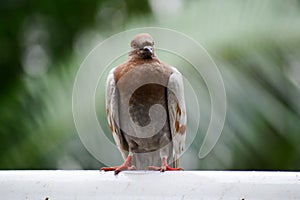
top-left (106, 68), bottom-right (128, 160)
top-left (167, 67), bottom-right (187, 165)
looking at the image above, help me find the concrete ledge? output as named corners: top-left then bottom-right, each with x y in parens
top-left (0, 170), bottom-right (300, 199)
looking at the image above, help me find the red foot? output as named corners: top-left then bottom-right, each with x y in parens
top-left (101, 165), bottom-right (136, 175)
top-left (147, 157), bottom-right (183, 172)
top-left (147, 165), bottom-right (183, 172)
top-left (100, 155), bottom-right (135, 175)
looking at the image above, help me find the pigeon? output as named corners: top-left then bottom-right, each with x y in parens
top-left (101, 33), bottom-right (187, 175)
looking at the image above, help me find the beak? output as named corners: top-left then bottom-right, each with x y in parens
top-left (143, 46), bottom-right (153, 54)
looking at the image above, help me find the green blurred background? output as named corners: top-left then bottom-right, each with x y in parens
top-left (1, 0), bottom-right (300, 170)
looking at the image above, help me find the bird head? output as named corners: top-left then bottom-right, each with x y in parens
top-left (129, 33), bottom-right (155, 59)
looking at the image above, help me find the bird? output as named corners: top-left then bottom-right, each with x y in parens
top-left (101, 33), bottom-right (187, 175)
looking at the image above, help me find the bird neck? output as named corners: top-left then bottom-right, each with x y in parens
top-left (128, 49), bottom-right (156, 60)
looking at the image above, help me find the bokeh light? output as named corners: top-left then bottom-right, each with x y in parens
top-left (1, 0), bottom-right (300, 170)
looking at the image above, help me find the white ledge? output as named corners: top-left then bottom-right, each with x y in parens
top-left (0, 170), bottom-right (300, 199)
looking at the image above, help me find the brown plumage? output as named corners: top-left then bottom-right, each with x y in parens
top-left (101, 33), bottom-right (187, 175)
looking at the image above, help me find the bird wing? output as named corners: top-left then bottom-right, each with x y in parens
top-left (167, 67), bottom-right (187, 167)
top-left (106, 68), bottom-right (128, 160)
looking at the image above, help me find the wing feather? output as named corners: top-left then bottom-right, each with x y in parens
top-left (106, 68), bottom-right (128, 160)
top-left (167, 67), bottom-right (187, 167)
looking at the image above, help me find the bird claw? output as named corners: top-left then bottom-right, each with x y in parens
top-left (147, 165), bottom-right (183, 172)
top-left (100, 155), bottom-right (135, 175)
top-left (100, 165), bottom-right (136, 175)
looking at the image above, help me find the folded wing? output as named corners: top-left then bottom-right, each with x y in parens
top-left (167, 67), bottom-right (187, 167)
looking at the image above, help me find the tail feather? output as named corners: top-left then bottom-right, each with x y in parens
top-left (172, 153), bottom-right (179, 168)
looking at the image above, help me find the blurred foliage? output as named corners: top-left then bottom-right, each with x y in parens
top-left (0, 0), bottom-right (151, 169)
top-left (1, 0), bottom-right (300, 170)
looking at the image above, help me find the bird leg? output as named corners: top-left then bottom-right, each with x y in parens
top-left (100, 154), bottom-right (136, 175)
top-left (147, 157), bottom-right (183, 172)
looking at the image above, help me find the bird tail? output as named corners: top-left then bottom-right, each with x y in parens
top-left (172, 153), bottom-right (179, 168)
